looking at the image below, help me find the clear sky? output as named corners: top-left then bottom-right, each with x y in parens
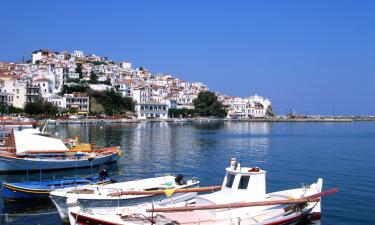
top-left (1, 0), bottom-right (374, 115)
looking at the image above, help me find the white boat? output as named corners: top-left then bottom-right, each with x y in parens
top-left (68, 158), bottom-right (338, 225)
top-left (50, 174), bottom-right (200, 222)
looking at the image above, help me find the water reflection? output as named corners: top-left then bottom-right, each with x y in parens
top-left (1, 122), bottom-right (371, 224)
top-left (46, 122), bottom-right (272, 179)
top-left (0, 122), bottom-right (273, 224)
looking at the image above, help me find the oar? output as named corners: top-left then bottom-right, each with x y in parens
top-left (147, 197), bottom-right (321, 213)
top-left (109, 185), bottom-right (222, 197)
top-left (146, 187), bottom-right (339, 213)
top-left (305, 187), bottom-right (339, 199)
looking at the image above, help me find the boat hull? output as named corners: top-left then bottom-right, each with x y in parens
top-left (0, 152), bottom-right (119, 172)
top-left (51, 183), bottom-right (199, 222)
top-left (2, 185), bottom-right (49, 199)
top-left (2, 178), bottom-right (111, 200)
top-left (68, 206), bottom-right (311, 225)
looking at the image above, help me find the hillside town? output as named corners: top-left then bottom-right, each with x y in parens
top-left (0, 49), bottom-right (272, 119)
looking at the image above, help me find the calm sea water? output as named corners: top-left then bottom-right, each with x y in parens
top-left (1, 121), bottom-right (374, 224)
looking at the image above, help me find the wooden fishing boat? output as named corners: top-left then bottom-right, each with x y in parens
top-left (0, 117), bottom-right (36, 128)
top-left (68, 158), bottom-right (338, 225)
top-left (0, 130), bottom-right (121, 172)
top-left (2, 175), bottom-right (112, 200)
top-left (50, 174), bottom-right (200, 222)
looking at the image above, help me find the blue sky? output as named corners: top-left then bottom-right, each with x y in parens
top-left (1, 0), bottom-right (374, 115)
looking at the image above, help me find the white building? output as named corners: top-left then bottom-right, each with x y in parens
top-left (224, 95), bottom-right (272, 118)
top-left (52, 66), bottom-right (64, 92)
top-left (32, 51), bottom-right (44, 64)
top-left (132, 86), bottom-right (151, 103)
top-left (135, 101), bottom-right (168, 119)
top-left (0, 77), bottom-right (29, 108)
top-left (72, 50), bottom-right (84, 58)
top-left (121, 62), bottom-right (132, 69)
top-left (46, 94), bottom-right (66, 109)
top-left (33, 78), bottom-right (53, 97)
top-left (65, 93), bottom-right (90, 114)
top-left (245, 95), bottom-right (271, 118)
top-left (116, 80), bottom-right (133, 97)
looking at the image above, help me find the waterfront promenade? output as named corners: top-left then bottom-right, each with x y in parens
top-left (38, 116), bottom-right (374, 125)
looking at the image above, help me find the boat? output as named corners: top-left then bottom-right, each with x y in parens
top-left (0, 117), bottom-right (36, 129)
top-left (2, 174), bottom-right (112, 201)
top-left (0, 130), bottom-right (121, 172)
top-left (50, 174), bottom-right (200, 222)
top-left (68, 158), bottom-right (338, 225)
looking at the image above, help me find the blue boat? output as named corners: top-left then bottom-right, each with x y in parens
top-left (2, 175), bottom-right (112, 200)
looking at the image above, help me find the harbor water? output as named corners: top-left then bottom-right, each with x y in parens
top-left (0, 121), bottom-right (374, 224)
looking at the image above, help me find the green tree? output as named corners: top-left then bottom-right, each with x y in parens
top-left (193, 91), bottom-right (227, 118)
top-left (99, 78), bottom-right (112, 85)
top-left (0, 104), bottom-right (24, 115)
top-left (89, 71), bottom-right (99, 84)
top-left (90, 97), bottom-right (105, 115)
top-left (75, 63), bottom-right (83, 79)
top-left (266, 105), bottom-right (275, 117)
top-left (68, 108), bottom-right (78, 114)
top-left (66, 78), bottom-right (80, 83)
top-left (90, 88), bottom-right (134, 115)
top-left (24, 99), bottom-right (58, 116)
top-left (59, 84), bottom-right (87, 95)
top-left (168, 108), bottom-right (196, 118)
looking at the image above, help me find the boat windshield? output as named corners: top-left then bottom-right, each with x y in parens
top-left (225, 174), bottom-right (235, 188)
top-left (238, 176), bottom-right (250, 189)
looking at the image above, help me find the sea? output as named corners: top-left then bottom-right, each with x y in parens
top-left (0, 121), bottom-right (374, 225)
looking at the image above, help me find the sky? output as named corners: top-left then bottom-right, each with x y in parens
top-left (0, 0), bottom-right (374, 115)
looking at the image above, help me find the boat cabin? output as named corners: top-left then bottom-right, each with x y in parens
top-left (221, 158), bottom-right (266, 196)
top-left (196, 158), bottom-right (267, 207)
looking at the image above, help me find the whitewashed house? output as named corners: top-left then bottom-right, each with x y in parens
top-left (132, 86), bottom-right (151, 103)
top-left (135, 101), bottom-right (168, 119)
top-left (223, 95), bottom-right (272, 118)
top-left (115, 80), bottom-right (133, 97)
top-left (64, 93), bottom-right (89, 114)
top-left (245, 95), bottom-right (271, 118)
top-left (46, 94), bottom-right (66, 109)
top-left (33, 78), bottom-right (53, 97)
top-left (72, 50), bottom-right (84, 58)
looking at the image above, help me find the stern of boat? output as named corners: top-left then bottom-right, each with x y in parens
top-left (49, 194), bottom-right (69, 222)
top-left (311, 178), bottom-right (323, 220)
top-left (67, 204), bottom-right (82, 225)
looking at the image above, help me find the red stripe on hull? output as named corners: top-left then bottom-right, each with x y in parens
top-left (71, 212), bottom-right (123, 225)
top-left (311, 212), bottom-right (321, 220)
top-left (71, 212), bottom-right (310, 225)
top-left (265, 213), bottom-right (306, 225)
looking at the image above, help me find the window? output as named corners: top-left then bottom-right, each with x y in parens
top-left (225, 174), bottom-right (235, 188)
top-left (238, 176), bottom-right (250, 189)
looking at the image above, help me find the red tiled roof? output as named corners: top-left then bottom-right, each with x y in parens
top-left (34, 78), bottom-right (51, 82)
top-left (117, 79), bottom-right (133, 84)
